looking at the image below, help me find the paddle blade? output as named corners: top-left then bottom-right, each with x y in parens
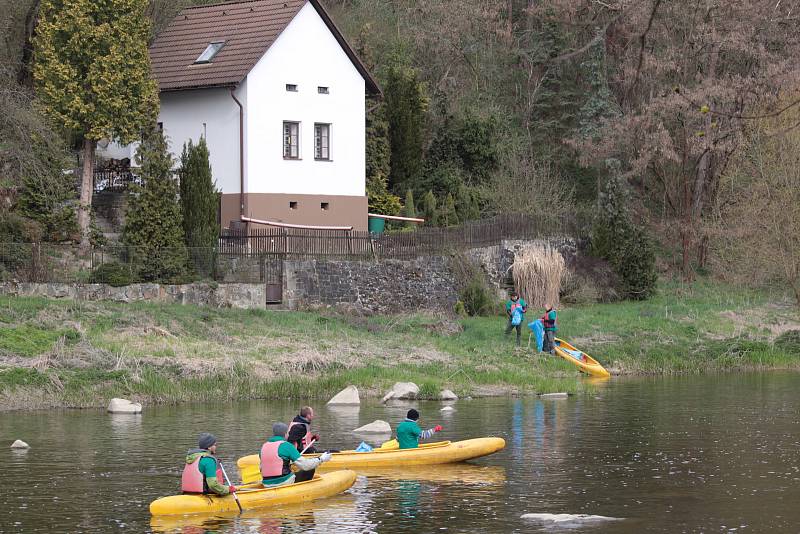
top-left (240, 464), bottom-right (262, 485)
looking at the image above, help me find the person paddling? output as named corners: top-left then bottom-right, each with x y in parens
top-left (396, 409), bottom-right (443, 450)
top-left (286, 406), bottom-right (322, 482)
top-left (181, 433), bottom-right (237, 496)
top-left (260, 422), bottom-right (332, 487)
top-left (504, 290), bottom-right (527, 347)
top-left (541, 303), bottom-right (558, 354)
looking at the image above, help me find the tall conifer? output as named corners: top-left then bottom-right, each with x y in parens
top-left (180, 138), bottom-right (218, 275)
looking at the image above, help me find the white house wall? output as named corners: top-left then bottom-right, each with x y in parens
top-left (159, 83), bottom-right (246, 195)
top-left (244, 1), bottom-right (366, 198)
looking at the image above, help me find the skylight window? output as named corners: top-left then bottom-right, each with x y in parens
top-left (195, 41), bottom-right (225, 64)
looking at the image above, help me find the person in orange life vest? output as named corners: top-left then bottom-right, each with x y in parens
top-left (541, 303), bottom-right (558, 354)
top-left (286, 406), bottom-right (321, 482)
top-left (260, 422), bottom-right (332, 487)
top-left (181, 432), bottom-right (237, 496)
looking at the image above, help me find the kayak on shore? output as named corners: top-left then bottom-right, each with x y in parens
top-left (149, 469), bottom-right (357, 516)
top-left (554, 338), bottom-right (611, 378)
top-left (237, 437), bottom-right (506, 485)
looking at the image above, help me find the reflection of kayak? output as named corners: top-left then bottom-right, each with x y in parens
top-left (149, 470), bottom-right (356, 516)
top-left (554, 338), bottom-right (611, 378)
top-left (150, 494), bottom-right (357, 532)
top-left (362, 463), bottom-right (506, 485)
top-left (238, 438), bottom-right (506, 485)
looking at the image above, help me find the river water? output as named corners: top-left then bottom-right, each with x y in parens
top-left (2, 372), bottom-right (799, 533)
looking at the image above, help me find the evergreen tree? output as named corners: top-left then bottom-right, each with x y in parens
top-left (438, 193), bottom-right (459, 227)
top-left (123, 127), bottom-right (188, 283)
top-left (33, 0), bottom-right (158, 248)
top-left (180, 137), bottom-right (219, 276)
top-left (421, 190), bottom-right (437, 226)
top-left (384, 65), bottom-right (428, 194)
top-left (592, 161), bottom-right (656, 300)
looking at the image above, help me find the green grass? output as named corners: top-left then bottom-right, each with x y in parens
top-left (0, 279), bottom-right (798, 410)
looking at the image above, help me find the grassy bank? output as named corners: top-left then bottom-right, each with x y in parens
top-left (1, 281), bottom-right (799, 410)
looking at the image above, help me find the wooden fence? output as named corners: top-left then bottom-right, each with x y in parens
top-left (219, 213), bottom-right (589, 260)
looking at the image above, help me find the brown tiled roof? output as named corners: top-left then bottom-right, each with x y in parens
top-left (150, 0), bottom-right (380, 94)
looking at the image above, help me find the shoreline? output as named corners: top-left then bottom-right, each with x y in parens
top-left (1, 281), bottom-right (799, 411)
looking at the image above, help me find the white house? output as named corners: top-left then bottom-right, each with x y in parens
top-left (100, 0), bottom-right (379, 231)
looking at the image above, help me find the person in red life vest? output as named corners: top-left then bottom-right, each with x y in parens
top-left (181, 432), bottom-right (237, 496)
top-left (541, 303), bottom-right (558, 354)
top-left (260, 422), bottom-right (332, 487)
top-left (286, 406), bottom-right (321, 482)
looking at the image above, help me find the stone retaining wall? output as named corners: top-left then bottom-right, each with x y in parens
top-left (0, 282), bottom-right (265, 309)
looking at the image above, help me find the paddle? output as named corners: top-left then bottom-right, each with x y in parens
top-left (299, 439), bottom-right (316, 455)
top-left (219, 461), bottom-right (242, 513)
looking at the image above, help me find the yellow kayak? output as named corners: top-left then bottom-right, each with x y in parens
top-left (149, 469), bottom-right (356, 516)
top-left (237, 437), bottom-right (506, 485)
top-left (554, 338), bottom-right (611, 378)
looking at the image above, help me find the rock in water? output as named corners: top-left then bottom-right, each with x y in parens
top-left (381, 391), bottom-right (395, 403)
top-left (383, 382), bottom-right (419, 401)
top-left (440, 406), bottom-right (455, 412)
top-left (107, 398), bottom-right (143, 414)
top-left (439, 389), bottom-right (458, 401)
top-left (353, 420), bottom-right (392, 434)
top-left (10, 440), bottom-right (29, 449)
top-left (539, 392), bottom-right (568, 399)
top-left (327, 385), bottom-right (360, 405)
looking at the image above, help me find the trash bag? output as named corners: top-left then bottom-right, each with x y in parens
top-left (355, 441), bottom-right (373, 453)
top-left (511, 308), bottom-right (523, 326)
top-left (528, 319), bottom-right (544, 352)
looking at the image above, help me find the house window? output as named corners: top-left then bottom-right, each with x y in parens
top-left (157, 122), bottom-right (163, 132)
top-left (283, 121), bottom-right (299, 159)
top-left (195, 41), bottom-right (225, 64)
top-left (286, 84), bottom-right (298, 92)
top-left (314, 123), bottom-right (330, 160)
top-left (289, 201), bottom-right (298, 210)
top-left (318, 86), bottom-right (329, 94)
top-left (321, 202), bottom-right (329, 211)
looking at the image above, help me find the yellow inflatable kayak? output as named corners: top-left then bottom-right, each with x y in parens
top-left (554, 338), bottom-right (611, 378)
top-left (149, 469), bottom-right (356, 516)
top-left (237, 437), bottom-right (506, 485)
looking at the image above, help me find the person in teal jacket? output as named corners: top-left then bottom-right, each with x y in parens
top-left (541, 304), bottom-right (558, 353)
top-left (396, 409), bottom-right (442, 449)
top-left (504, 290), bottom-right (527, 347)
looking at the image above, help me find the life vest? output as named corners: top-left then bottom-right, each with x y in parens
top-left (181, 452), bottom-right (224, 494)
top-left (542, 309), bottom-right (557, 331)
top-left (286, 420), bottom-right (313, 450)
top-left (260, 441), bottom-right (291, 478)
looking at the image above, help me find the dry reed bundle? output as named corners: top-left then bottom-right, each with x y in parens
top-left (511, 244), bottom-right (566, 308)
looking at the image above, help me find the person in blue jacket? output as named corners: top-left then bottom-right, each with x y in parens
top-left (504, 290), bottom-right (527, 347)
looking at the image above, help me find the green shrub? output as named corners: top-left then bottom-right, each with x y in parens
top-left (591, 164), bottom-right (656, 300)
top-left (90, 262), bottom-right (134, 286)
top-left (0, 368), bottom-right (49, 389)
top-left (774, 330), bottom-right (800, 355)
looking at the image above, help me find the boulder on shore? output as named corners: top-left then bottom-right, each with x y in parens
top-left (353, 420), bottom-right (392, 434)
top-left (327, 385), bottom-right (360, 405)
top-left (10, 440), bottom-right (29, 449)
top-left (439, 389), bottom-right (458, 401)
top-left (440, 406), bottom-right (455, 412)
top-left (107, 398), bottom-right (143, 414)
top-left (381, 382), bottom-right (419, 403)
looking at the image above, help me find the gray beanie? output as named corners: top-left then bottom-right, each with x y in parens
top-left (272, 422), bottom-right (288, 437)
top-left (198, 432), bottom-right (217, 449)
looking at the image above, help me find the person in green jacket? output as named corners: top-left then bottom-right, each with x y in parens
top-left (181, 433), bottom-right (236, 496)
top-left (504, 290), bottom-right (527, 347)
top-left (396, 409), bottom-right (443, 449)
top-left (541, 303), bottom-right (558, 353)
top-left (259, 422), bottom-right (332, 487)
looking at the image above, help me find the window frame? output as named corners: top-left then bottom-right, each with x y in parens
top-left (195, 41), bottom-right (225, 64)
top-left (283, 121), bottom-right (300, 160)
top-left (314, 123), bottom-right (331, 161)
top-left (286, 83), bottom-right (298, 92)
top-left (318, 86), bottom-right (330, 94)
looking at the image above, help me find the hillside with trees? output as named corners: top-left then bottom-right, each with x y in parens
top-left (1, 0), bottom-right (799, 302)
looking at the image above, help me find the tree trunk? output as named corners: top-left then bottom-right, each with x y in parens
top-left (79, 138), bottom-right (95, 251)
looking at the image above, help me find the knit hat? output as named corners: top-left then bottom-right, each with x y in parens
top-left (198, 432), bottom-right (217, 449)
top-left (406, 409), bottom-right (420, 421)
top-left (272, 422), bottom-right (289, 437)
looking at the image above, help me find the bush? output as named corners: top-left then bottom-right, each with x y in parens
top-left (90, 262), bottom-right (134, 286)
top-left (591, 165), bottom-right (656, 300)
top-left (450, 253), bottom-right (495, 316)
top-left (774, 330), bottom-right (800, 355)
